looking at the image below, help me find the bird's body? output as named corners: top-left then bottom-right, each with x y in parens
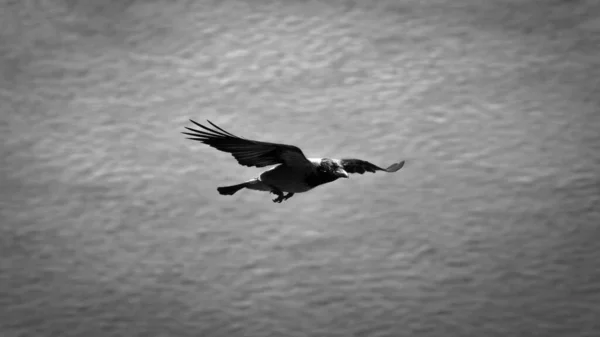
top-left (182, 120), bottom-right (405, 203)
top-left (258, 163), bottom-right (316, 193)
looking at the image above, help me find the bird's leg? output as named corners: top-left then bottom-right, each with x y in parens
top-left (268, 186), bottom-right (285, 203)
top-left (272, 192), bottom-right (285, 203)
top-left (282, 192), bottom-right (294, 201)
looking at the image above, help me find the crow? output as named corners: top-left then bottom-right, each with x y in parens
top-left (182, 119), bottom-right (405, 203)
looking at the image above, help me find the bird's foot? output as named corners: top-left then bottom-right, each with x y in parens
top-left (269, 186), bottom-right (285, 203)
top-left (272, 192), bottom-right (294, 203)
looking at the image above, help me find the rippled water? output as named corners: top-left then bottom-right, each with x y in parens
top-left (1, 0), bottom-right (599, 336)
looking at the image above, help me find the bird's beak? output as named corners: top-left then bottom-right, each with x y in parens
top-left (335, 168), bottom-right (349, 178)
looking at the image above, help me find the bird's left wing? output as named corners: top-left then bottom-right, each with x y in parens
top-left (182, 119), bottom-right (312, 169)
top-left (337, 158), bottom-right (405, 174)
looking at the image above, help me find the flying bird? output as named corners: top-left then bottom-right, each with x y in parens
top-left (182, 119), bottom-right (405, 203)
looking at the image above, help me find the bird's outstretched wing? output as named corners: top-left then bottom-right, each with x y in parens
top-left (182, 119), bottom-right (312, 168)
top-left (337, 158), bottom-right (405, 174)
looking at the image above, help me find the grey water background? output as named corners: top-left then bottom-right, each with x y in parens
top-left (1, 0), bottom-right (599, 336)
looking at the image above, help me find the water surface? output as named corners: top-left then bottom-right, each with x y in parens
top-left (1, 0), bottom-right (599, 336)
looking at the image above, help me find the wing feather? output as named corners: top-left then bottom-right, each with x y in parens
top-left (183, 119), bottom-right (311, 168)
top-left (338, 158), bottom-right (405, 174)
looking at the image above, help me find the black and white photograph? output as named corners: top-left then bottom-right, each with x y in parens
top-left (1, 0), bottom-right (599, 336)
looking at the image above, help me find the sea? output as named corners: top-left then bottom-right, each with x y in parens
top-left (1, 0), bottom-right (599, 336)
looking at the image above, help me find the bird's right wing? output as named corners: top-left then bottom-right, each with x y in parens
top-left (338, 158), bottom-right (405, 174)
top-left (182, 119), bottom-right (312, 169)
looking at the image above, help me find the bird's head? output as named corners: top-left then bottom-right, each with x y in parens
top-left (320, 158), bottom-right (349, 179)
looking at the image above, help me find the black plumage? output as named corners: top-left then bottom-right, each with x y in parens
top-left (183, 120), bottom-right (405, 203)
top-left (182, 119), bottom-right (309, 168)
top-left (339, 158), bottom-right (404, 174)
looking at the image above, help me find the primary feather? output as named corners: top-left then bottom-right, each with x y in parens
top-left (182, 119), bottom-right (312, 168)
top-left (338, 158), bottom-right (405, 174)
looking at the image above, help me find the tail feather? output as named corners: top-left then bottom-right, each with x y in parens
top-left (217, 182), bottom-right (248, 196)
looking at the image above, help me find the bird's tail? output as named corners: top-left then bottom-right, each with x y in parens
top-left (217, 182), bottom-right (248, 196)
